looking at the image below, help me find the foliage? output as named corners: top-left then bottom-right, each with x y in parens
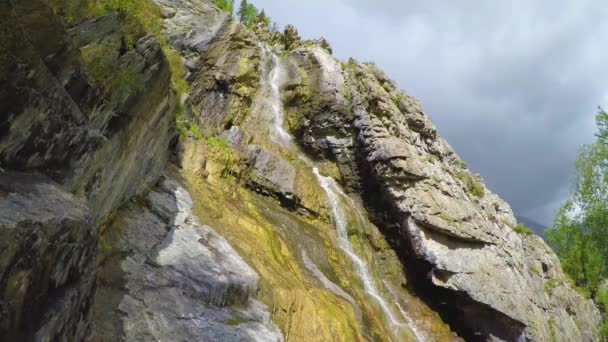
top-left (547, 108), bottom-right (608, 335)
top-left (237, 0), bottom-right (257, 27)
top-left (544, 278), bottom-right (555, 294)
top-left (214, 0), bottom-right (234, 15)
top-left (237, 0), bottom-right (269, 27)
top-left (257, 10), bottom-right (270, 27)
top-left (456, 171), bottom-right (485, 198)
top-left (80, 43), bottom-right (143, 100)
top-left (598, 285), bottom-right (608, 339)
top-left (513, 223), bottom-right (534, 235)
top-left (546, 109), bottom-right (608, 297)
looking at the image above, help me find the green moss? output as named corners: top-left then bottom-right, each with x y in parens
top-left (544, 277), bottom-right (558, 295)
top-left (514, 223), bottom-right (534, 235)
top-left (439, 213), bottom-right (455, 223)
top-left (548, 318), bottom-right (558, 342)
top-left (530, 265), bottom-right (541, 276)
top-left (47, 0), bottom-right (189, 122)
top-left (391, 93), bottom-right (405, 108)
top-left (80, 43), bottom-right (144, 100)
top-left (164, 48), bottom-right (189, 98)
top-left (203, 135), bottom-right (241, 180)
top-left (226, 317), bottom-right (241, 326)
top-left (98, 236), bottom-right (112, 252)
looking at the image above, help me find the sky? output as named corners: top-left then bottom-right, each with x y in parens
top-left (254, 0), bottom-right (608, 225)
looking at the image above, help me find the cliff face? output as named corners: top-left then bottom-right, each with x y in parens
top-left (0, 0), bottom-right (602, 341)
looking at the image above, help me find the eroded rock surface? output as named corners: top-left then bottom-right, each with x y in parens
top-left (0, 0), bottom-right (175, 339)
top-left (0, 171), bottom-right (94, 342)
top-left (281, 45), bottom-right (602, 341)
top-left (91, 177), bottom-right (283, 341)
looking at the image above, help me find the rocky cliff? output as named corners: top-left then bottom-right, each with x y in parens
top-left (0, 0), bottom-right (602, 341)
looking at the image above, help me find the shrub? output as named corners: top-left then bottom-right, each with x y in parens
top-left (80, 43), bottom-right (143, 100)
top-left (456, 171), bottom-right (485, 198)
top-left (214, 0), bottom-right (234, 15)
top-left (514, 223), bottom-right (534, 235)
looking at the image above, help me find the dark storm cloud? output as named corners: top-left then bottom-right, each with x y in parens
top-left (255, 0), bottom-right (608, 224)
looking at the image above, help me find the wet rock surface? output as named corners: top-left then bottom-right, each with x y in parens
top-left (91, 176), bottom-right (283, 341)
top-left (0, 0), bottom-right (603, 341)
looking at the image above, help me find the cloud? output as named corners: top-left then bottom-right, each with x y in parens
top-left (254, 0), bottom-right (608, 224)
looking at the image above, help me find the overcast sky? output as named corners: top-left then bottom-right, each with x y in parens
top-left (254, 0), bottom-right (608, 225)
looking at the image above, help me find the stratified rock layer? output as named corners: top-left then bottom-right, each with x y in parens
top-left (282, 45), bottom-right (602, 341)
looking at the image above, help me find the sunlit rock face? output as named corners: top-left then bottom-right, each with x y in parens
top-left (280, 43), bottom-right (602, 341)
top-left (0, 0), bottom-right (602, 341)
top-left (91, 177), bottom-right (283, 341)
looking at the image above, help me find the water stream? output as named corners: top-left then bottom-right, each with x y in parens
top-left (260, 44), bottom-right (423, 341)
top-left (260, 44), bottom-right (292, 146)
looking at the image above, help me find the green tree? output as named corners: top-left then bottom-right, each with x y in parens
top-left (547, 108), bottom-right (608, 338)
top-left (237, 0), bottom-right (258, 27)
top-left (256, 9), bottom-right (270, 27)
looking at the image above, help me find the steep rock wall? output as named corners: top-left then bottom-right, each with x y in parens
top-left (0, 0), bottom-right (603, 341)
top-left (281, 44), bottom-right (602, 341)
top-left (0, 1), bottom-right (175, 339)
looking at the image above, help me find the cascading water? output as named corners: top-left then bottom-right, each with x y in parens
top-left (260, 44), bottom-right (292, 146)
top-left (261, 44), bottom-right (423, 341)
top-left (312, 168), bottom-right (412, 331)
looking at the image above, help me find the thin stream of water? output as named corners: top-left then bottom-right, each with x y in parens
top-left (260, 44), bottom-right (423, 341)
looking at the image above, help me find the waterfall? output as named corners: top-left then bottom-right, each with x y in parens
top-left (260, 44), bottom-right (292, 146)
top-left (262, 45), bottom-right (422, 341)
top-left (312, 168), bottom-right (405, 329)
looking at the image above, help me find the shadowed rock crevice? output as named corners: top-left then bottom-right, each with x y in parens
top-left (356, 164), bottom-right (525, 341)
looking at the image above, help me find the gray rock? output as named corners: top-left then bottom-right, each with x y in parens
top-left (282, 49), bottom-right (603, 340)
top-left (0, 171), bottom-right (95, 342)
top-left (221, 125), bottom-right (246, 147)
top-left (90, 177), bottom-right (283, 342)
top-left (243, 145), bottom-right (296, 202)
top-left (153, 0), bottom-right (229, 53)
top-left (0, 2), bottom-right (176, 339)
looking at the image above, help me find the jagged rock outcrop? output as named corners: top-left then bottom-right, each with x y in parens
top-left (0, 0), bottom-right (175, 339)
top-left (281, 45), bottom-right (603, 340)
top-left (0, 171), bottom-right (94, 341)
top-left (0, 0), bottom-right (603, 341)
